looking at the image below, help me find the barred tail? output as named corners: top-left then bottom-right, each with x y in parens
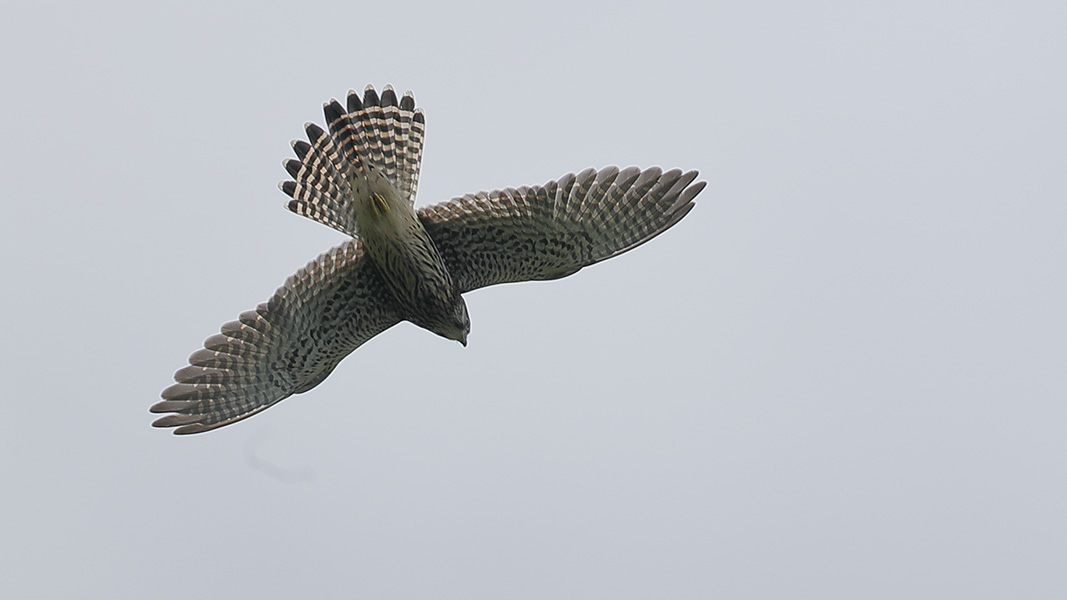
top-left (280, 84), bottom-right (426, 237)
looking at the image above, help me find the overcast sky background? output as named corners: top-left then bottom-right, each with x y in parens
top-left (2, 1), bottom-right (1065, 598)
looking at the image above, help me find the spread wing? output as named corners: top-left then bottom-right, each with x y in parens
top-left (418, 166), bottom-right (703, 292)
top-left (151, 240), bottom-right (402, 434)
top-left (280, 85), bottom-right (426, 237)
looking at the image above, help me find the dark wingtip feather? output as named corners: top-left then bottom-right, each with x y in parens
top-left (160, 383), bottom-right (199, 401)
top-left (284, 159), bottom-right (302, 178)
top-left (596, 165), bottom-right (621, 183)
top-left (400, 92), bottom-right (415, 111)
top-left (152, 413), bottom-right (204, 428)
top-left (616, 166), bottom-right (642, 188)
top-left (149, 399), bottom-right (193, 414)
top-left (634, 166), bottom-right (663, 189)
top-left (678, 180), bottom-right (706, 207)
top-left (173, 423), bottom-right (212, 435)
top-left (661, 200), bottom-right (696, 233)
top-left (280, 180), bottom-right (297, 197)
top-left (576, 167), bottom-right (598, 187)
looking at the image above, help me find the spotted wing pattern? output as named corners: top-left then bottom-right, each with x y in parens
top-left (150, 240), bottom-right (402, 434)
top-left (419, 166), bottom-right (703, 293)
top-left (280, 85), bottom-right (426, 236)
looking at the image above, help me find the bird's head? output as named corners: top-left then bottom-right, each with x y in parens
top-left (436, 297), bottom-right (470, 347)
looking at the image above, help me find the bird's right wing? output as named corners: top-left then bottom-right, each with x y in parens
top-left (151, 240), bottom-right (402, 434)
top-left (419, 166), bottom-right (704, 293)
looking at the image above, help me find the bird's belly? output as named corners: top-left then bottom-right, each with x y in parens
top-left (362, 220), bottom-right (454, 311)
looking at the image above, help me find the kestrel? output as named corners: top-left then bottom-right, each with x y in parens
top-left (152, 85), bottom-right (704, 434)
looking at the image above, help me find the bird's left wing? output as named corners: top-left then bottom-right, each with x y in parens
top-left (418, 166), bottom-right (704, 293)
top-left (151, 240), bottom-right (402, 434)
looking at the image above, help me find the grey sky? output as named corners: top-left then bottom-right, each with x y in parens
top-left (2, 1), bottom-right (1065, 598)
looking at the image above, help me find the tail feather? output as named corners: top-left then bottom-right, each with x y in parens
top-left (281, 84), bottom-right (426, 237)
top-left (282, 130), bottom-right (359, 235)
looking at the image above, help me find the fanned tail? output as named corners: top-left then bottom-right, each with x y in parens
top-left (280, 84), bottom-right (426, 237)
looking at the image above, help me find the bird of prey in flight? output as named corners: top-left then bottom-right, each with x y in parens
top-left (151, 85), bottom-right (704, 434)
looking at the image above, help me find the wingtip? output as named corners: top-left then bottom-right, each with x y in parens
top-left (681, 179), bottom-right (707, 204)
top-left (173, 423), bottom-right (213, 435)
top-left (151, 413), bottom-right (204, 428)
top-left (149, 399), bottom-right (194, 414)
